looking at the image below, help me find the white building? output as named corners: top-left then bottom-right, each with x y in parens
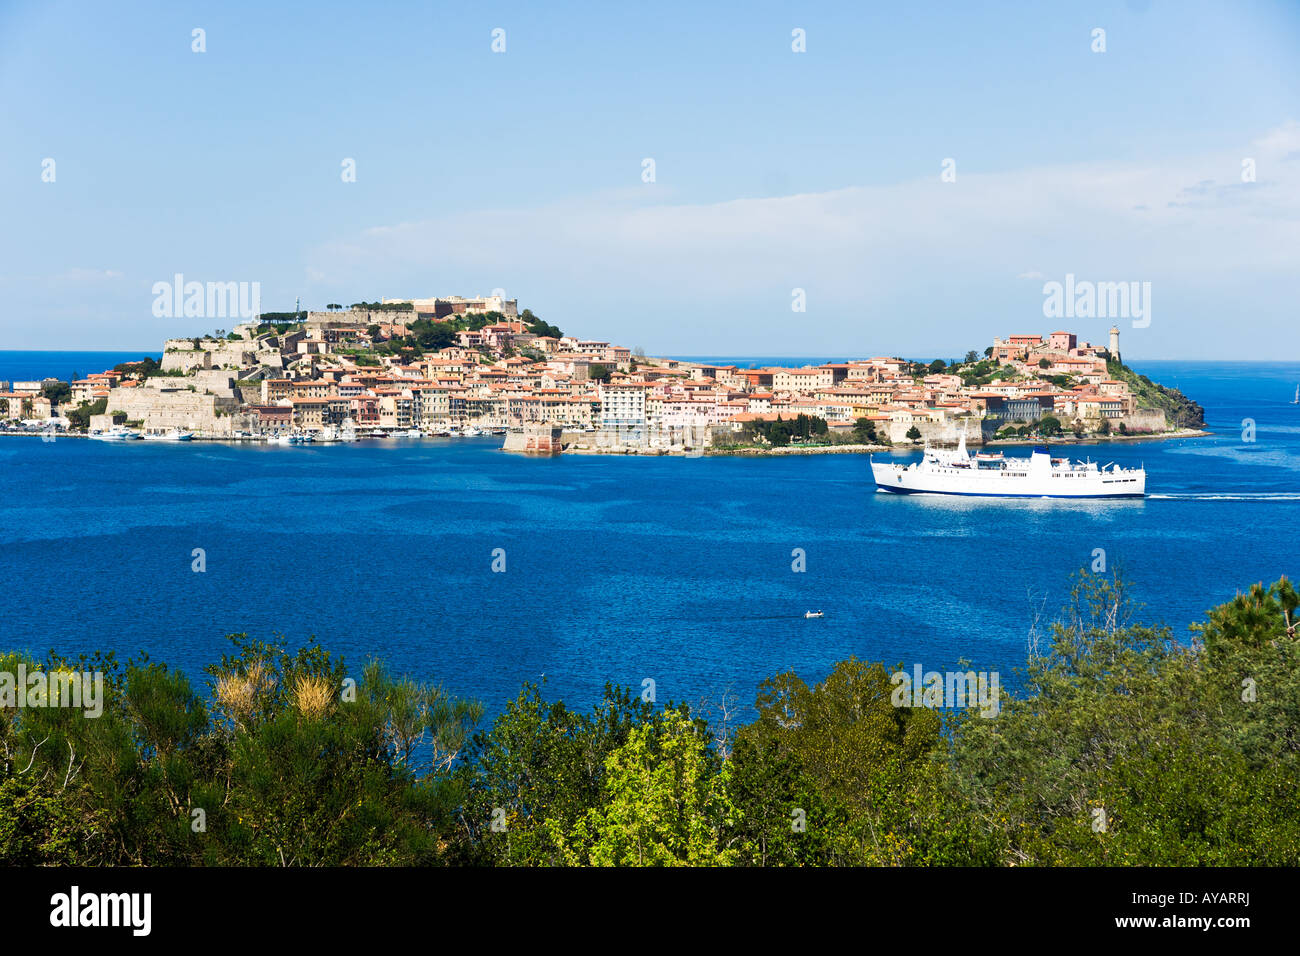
top-left (599, 383), bottom-right (647, 430)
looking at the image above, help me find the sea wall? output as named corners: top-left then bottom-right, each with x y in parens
top-left (1118, 408), bottom-right (1167, 432)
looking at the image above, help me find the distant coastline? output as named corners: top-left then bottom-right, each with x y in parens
top-left (1, 322), bottom-right (1209, 455)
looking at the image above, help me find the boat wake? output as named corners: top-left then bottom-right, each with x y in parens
top-left (1148, 492), bottom-right (1300, 501)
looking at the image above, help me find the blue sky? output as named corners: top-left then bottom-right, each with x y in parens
top-left (1, 0), bottom-right (1298, 358)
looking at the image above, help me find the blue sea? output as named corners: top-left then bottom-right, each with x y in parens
top-left (1, 353), bottom-right (1298, 716)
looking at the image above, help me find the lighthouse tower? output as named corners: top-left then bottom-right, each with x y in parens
top-left (1109, 325), bottom-right (1120, 363)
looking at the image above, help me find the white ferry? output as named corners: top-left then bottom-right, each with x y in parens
top-left (870, 435), bottom-right (1145, 498)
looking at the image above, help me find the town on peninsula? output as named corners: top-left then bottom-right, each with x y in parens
top-left (0, 294), bottom-right (1206, 454)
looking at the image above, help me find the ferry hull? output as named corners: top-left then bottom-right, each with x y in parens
top-left (874, 482), bottom-right (1144, 499)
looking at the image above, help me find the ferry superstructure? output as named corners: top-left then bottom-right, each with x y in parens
top-left (870, 435), bottom-right (1145, 498)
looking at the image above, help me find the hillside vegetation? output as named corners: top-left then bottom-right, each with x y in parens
top-left (1108, 359), bottom-right (1206, 428)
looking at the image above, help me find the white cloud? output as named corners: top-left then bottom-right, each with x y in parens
top-left (296, 120), bottom-right (1300, 354)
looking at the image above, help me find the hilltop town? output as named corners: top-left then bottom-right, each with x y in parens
top-left (0, 295), bottom-right (1205, 454)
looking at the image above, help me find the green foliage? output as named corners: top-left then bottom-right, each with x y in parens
top-left (0, 774), bottom-right (90, 865)
top-left (0, 637), bottom-right (482, 866)
top-left (448, 683), bottom-right (661, 865)
top-left (851, 417), bottom-right (878, 444)
top-left (108, 356), bottom-right (163, 378)
top-left (906, 425), bottom-right (922, 442)
top-left (520, 308), bottom-right (563, 339)
top-left (1037, 414), bottom-right (1063, 436)
top-left (949, 571), bottom-right (1300, 865)
top-left (1106, 358), bottom-right (1205, 427)
top-left (960, 360), bottom-right (1020, 388)
top-left (732, 660), bottom-right (995, 865)
top-left (64, 397), bottom-right (107, 430)
top-left (743, 414), bottom-right (828, 447)
top-left (40, 380), bottom-right (72, 405)
top-left (562, 711), bottom-right (735, 866)
top-left (350, 301), bottom-right (413, 312)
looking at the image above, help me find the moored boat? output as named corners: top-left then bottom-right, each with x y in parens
top-left (142, 428), bottom-right (193, 441)
top-left (90, 425), bottom-right (141, 441)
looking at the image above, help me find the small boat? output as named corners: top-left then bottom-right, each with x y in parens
top-left (142, 429), bottom-right (193, 441)
top-left (403, 428), bottom-right (422, 437)
top-left (804, 610), bottom-right (824, 619)
top-left (90, 425), bottom-right (140, 441)
top-left (1292, 385), bottom-right (1298, 405)
top-left (369, 429), bottom-right (387, 438)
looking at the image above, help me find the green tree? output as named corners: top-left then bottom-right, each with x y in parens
top-left (521, 308), bottom-right (563, 339)
top-left (0, 775), bottom-right (91, 865)
top-left (449, 683), bottom-right (659, 865)
top-left (562, 710), bottom-right (735, 866)
top-left (65, 398), bottom-right (107, 430)
top-left (852, 417), bottom-right (877, 443)
top-left (40, 381), bottom-right (72, 405)
top-left (724, 736), bottom-right (839, 866)
top-left (736, 660), bottom-right (990, 865)
top-left (949, 571), bottom-right (1300, 865)
top-left (906, 425), bottom-right (922, 443)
